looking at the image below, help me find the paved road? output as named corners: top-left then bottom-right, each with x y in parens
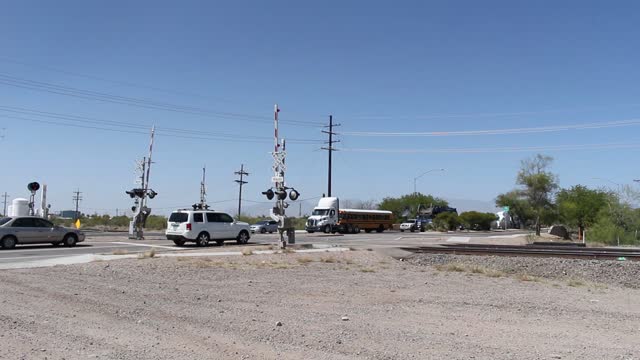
top-left (0, 230), bottom-right (528, 269)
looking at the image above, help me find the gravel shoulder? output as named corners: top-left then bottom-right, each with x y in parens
top-left (0, 250), bottom-right (638, 360)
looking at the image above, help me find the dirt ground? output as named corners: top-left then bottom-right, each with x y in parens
top-left (0, 250), bottom-right (638, 360)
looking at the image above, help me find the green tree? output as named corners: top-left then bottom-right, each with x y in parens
top-left (556, 185), bottom-right (611, 240)
top-left (516, 154), bottom-right (558, 235)
top-left (495, 190), bottom-right (533, 229)
top-left (432, 212), bottom-right (460, 231)
top-left (459, 211), bottom-right (497, 231)
top-left (378, 193), bottom-right (448, 222)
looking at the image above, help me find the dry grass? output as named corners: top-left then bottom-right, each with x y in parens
top-left (436, 263), bottom-right (466, 272)
top-left (320, 256), bottom-right (337, 263)
top-left (296, 257), bottom-right (314, 264)
top-left (137, 248), bottom-right (156, 259)
top-left (568, 279), bottom-right (586, 287)
top-left (435, 263), bottom-right (504, 278)
top-left (112, 249), bottom-right (129, 255)
top-left (517, 274), bottom-right (542, 282)
top-left (360, 268), bottom-right (375, 273)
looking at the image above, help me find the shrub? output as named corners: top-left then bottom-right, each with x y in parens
top-left (459, 211), bottom-right (497, 231)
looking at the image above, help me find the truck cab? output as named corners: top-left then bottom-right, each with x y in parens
top-left (305, 197), bottom-right (339, 233)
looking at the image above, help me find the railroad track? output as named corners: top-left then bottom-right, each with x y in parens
top-left (400, 244), bottom-right (640, 261)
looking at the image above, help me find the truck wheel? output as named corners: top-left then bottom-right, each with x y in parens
top-left (346, 224), bottom-right (353, 234)
top-left (376, 225), bottom-right (384, 233)
top-left (354, 226), bottom-right (360, 233)
top-left (323, 225), bottom-right (331, 234)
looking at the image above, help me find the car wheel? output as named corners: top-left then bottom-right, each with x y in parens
top-left (1, 236), bottom-right (17, 250)
top-left (196, 232), bottom-right (210, 247)
top-left (410, 229), bottom-right (414, 232)
top-left (173, 239), bottom-right (186, 246)
top-left (236, 230), bottom-right (250, 245)
top-left (63, 234), bottom-right (78, 247)
top-left (307, 230), bottom-right (315, 234)
top-left (260, 228), bottom-right (266, 234)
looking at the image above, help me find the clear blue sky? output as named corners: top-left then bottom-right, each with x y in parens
top-left (1, 0), bottom-right (639, 216)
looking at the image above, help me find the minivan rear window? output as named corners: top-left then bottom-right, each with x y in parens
top-left (169, 213), bottom-right (188, 223)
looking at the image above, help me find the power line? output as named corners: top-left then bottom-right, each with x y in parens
top-left (341, 142), bottom-right (640, 154)
top-left (341, 118), bottom-right (640, 137)
top-left (0, 73), bottom-right (324, 127)
top-left (0, 108), bottom-right (324, 145)
top-left (0, 56), bottom-right (238, 104)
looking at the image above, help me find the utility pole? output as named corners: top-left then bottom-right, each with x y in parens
top-left (234, 164), bottom-right (249, 218)
top-left (199, 166), bottom-right (207, 208)
top-left (72, 189), bottom-right (82, 220)
top-left (322, 115), bottom-right (340, 197)
top-left (2, 192), bottom-right (8, 216)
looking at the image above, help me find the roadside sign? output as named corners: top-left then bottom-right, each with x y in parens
top-left (271, 176), bottom-right (284, 183)
top-left (503, 206), bottom-right (510, 212)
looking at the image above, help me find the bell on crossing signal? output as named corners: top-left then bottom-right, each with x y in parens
top-left (289, 189), bottom-right (300, 201)
top-left (27, 182), bottom-right (40, 192)
top-left (262, 189), bottom-right (274, 200)
top-left (276, 190), bottom-right (287, 200)
top-left (148, 189), bottom-right (158, 199)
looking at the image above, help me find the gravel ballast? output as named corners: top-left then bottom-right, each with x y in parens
top-left (407, 253), bottom-right (640, 288)
top-left (0, 250), bottom-right (638, 359)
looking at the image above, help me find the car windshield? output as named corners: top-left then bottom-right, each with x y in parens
top-left (406, 220), bottom-right (416, 223)
top-left (312, 209), bottom-right (330, 216)
top-left (169, 213), bottom-right (188, 223)
top-left (0, 217), bottom-right (12, 226)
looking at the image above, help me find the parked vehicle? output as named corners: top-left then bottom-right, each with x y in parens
top-left (305, 197), bottom-right (393, 234)
top-left (165, 210), bottom-right (250, 246)
top-left (415, 205), bottom-right (458, 232)
top-left (0, 216), bottom-right (85, 249)
top-left (400, 219), bottom-right (417, 232)
top-left (250, 220), bottom-right (278, 234)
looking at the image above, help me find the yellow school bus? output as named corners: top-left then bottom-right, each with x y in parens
top-left (337, 209), bottom-right (394, 234)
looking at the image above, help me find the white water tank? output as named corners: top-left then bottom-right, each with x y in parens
top-left (8, 198), bottom-right (29, 217)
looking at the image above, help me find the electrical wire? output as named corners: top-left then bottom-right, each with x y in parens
top-left (0, 106), bottom-right (324, 144)
top-left (341, 142), bottom-right (640, 154)
top-left (0, 73), bottom-right (324, 127)
top-left (341, 119), bottom-right (640, 137)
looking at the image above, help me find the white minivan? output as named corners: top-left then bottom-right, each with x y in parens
top-left (165, 210), bottom-right (250, 247)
